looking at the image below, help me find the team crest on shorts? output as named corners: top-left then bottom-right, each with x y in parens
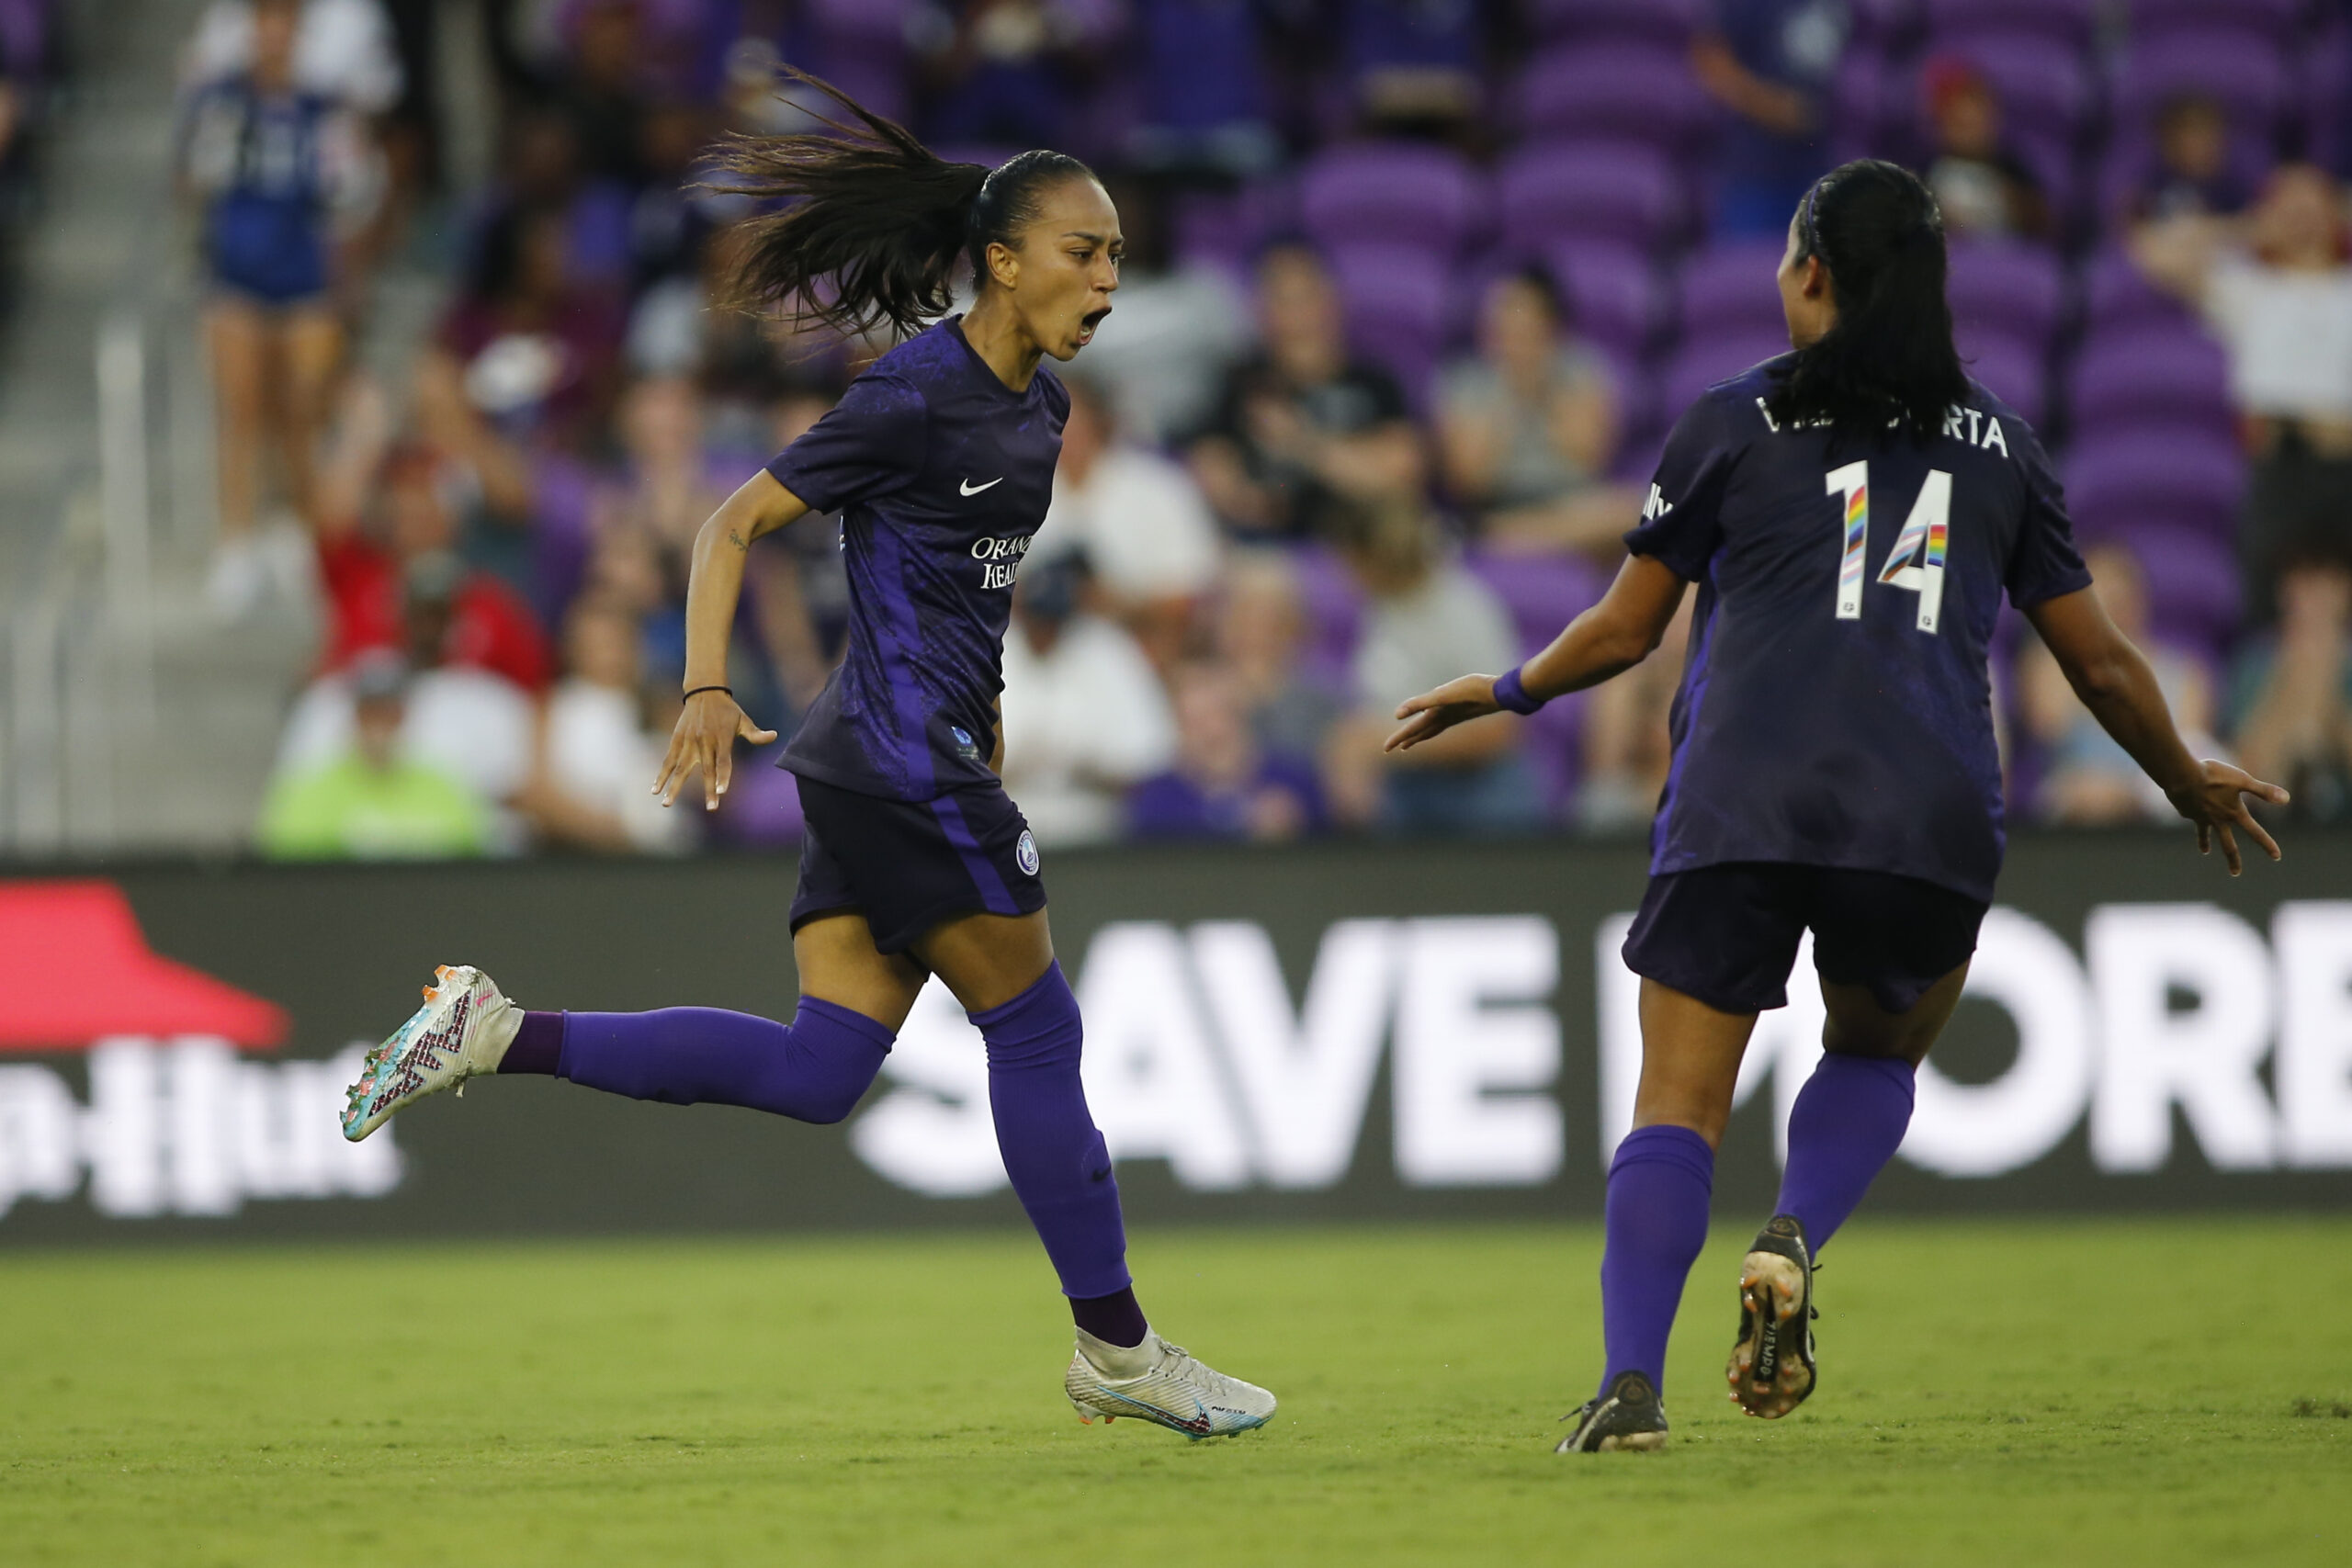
top-left (1016, 829), bottom-right (1040, 877)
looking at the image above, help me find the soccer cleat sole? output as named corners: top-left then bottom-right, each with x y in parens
top-left (1727, 1249), bottom-right (1815, 1418)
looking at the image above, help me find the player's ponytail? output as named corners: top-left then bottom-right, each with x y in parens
top-left (711, 71), bottom-right (1096, 340)
top-left (1764, 159), bottom-right (1970, 445)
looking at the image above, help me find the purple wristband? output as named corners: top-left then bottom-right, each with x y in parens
top-left (1491, 665), bottom-right (1545, 715)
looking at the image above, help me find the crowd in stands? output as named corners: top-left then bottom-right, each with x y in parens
top-left (180, 0), bottom-right (2352, 860)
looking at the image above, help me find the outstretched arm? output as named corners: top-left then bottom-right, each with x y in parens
top-left (2023, 586), bottom-right (2289, 874)
top-left (654, 470), bottom-right (810, 810)
top-left (1385, 554), bottom-right (1688, 753)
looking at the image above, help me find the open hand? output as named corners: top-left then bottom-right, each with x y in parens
top-left (654, 691), bottom-right (778, 812)
top-left (1385, 674), bottom-right (1501, 754)
top-left (2166, 759), bottom-right (2290, 875)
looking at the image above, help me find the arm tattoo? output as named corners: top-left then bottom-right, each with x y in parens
top-left (727, 527), bottom-right (751, 552)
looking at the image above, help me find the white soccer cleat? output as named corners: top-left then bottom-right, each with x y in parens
top-left (342, 964), bottom-right (523, 1142)
top-left (1064, 1328), bottom-right (1276, 1439)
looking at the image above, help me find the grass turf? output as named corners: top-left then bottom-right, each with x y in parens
top-left (2, 1219), bottom-right (2346, 1567)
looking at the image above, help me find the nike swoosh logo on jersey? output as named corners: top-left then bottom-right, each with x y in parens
top-left (959, 477), bottom-right (1004, 496)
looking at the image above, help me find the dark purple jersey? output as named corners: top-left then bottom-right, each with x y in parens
top-left (1626, 355), bottom-right (2092, 902)
top-left (766, 318), bottom-right (1069, 801)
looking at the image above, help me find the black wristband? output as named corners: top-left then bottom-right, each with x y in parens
top-left (683, 685), bottom-right (733, 701)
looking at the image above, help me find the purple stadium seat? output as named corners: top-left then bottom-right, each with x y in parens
top-left (2066, 426), bottom-right (2246, 541)
top-left (1945, 239), bottom-right (2065, 355)
top-left (1300, 142), bottom-right (1487, 259)
top-left (2107, 522), bottom-right (2243, 657)
top-left (1931, 34), bottom-right (2097, 150)
top-left (1923, 0), bottom-right (2097, 52)
top-left (2068, 327), bottom-right (2233, 436)
top-left (1514, 44), bottom-right (1717, 152)
top-left (1465, 549), bottom-right (1610, 655)
top-left (1962, 337), bottom-right (2048, 429)
top-left (2081, 244), bottom-right (2198, 335)
top-left (1674, 240), bottom-right (1789, 341)
top-left (2113, 28), bottom-right (2293, 142)
top-left (2124, 0), bottom-right (2303, 48)
top-left (803, 0), bottom-right (914, 124)
top-left (1529, 0), bottom-right (1700, 49)
top-left (1288, 544), bottom-right (1364, 686)
top-left (1496, 141), bottom-right (1683, 254)
top-left (2095, 129), bottom-right (2272, 230)
top-left (1328, 243), bottom-right (1451, 406)
top-left (1659, 326), bottom-right (1792, 421)
top-left (1537, 241), bottom-right (1666, 359)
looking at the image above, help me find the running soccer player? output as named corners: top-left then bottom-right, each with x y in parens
top-left (1386, 160), bottom-right (2287, 1454)
top-left (340, 80), bottom-right (1275, 1440)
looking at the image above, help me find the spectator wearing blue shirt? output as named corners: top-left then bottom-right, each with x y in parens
top-left (1690, 0), bottom-right (1847, 239)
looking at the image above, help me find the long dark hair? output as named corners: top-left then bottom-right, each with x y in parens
top-left (1763, 160), bottom-right (1969, 443)
top-left (709, 71), bottom-right (1096, 339)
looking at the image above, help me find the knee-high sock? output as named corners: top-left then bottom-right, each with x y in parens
top-left (1599, 1124), bottom-right (1714, 1397)
top-left (1773, 1054), bottom-right (1916, 1251)
top-left (507, 1001), bottom-right (893, 1125)
top-left (972, 963), bottom-right (1134, 1303)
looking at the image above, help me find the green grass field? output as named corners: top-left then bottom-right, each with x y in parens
top-left (3, 1220), bottom-right (2346, 1567)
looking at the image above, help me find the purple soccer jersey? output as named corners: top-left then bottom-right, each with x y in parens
top-left (767, 317), bottom-right (1069, 801)
top-left (1626, 355), bottom-right (2092, 902)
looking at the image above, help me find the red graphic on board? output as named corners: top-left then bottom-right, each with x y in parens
top-left (0, 881), bottom-right (288, 1052)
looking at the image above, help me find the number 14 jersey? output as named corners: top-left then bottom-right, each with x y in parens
top-left (1624, 355), bottom-right (2092, 903)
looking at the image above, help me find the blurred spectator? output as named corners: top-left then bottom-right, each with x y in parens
top-left (548, 0), bottom-right (650, 186)
top-left (1691, 0), bottom-right (1847, 239)
top-left (1072, 178), bottom-right (1252, 443)
top-left (314, 437), bottom-right (554, 693)
top-left (1437, 265), bottom-right (1641, 558)
top-left (1577, 594), bottom-right (1691, 832)
top-left (2227, 558), bottom-right (2352, 823)
top-left (913, 1), bottom-right (1099, 151)
top-left (1342, 0), bottom-right (1488, 141)
top-left (414, 200), bottom-right (627, 581)
top-left (276, 556), bottom-right (538, 850)
top-left (1189, 241), bottom-right (1423, 542)
top-left (1039, 375), bottom-right (1222, 670)
top-left (1326, 499), bottom-right (1541, 834)
top-left (1129, 660), bottom-right (1323, 840)
top-left (1921, 57), bottom-right (2049, 243)
top-left (2122, 93), bottom-right (2252, 229)
top-left (1215, 550), bottom-right (1347, 766)
top-left (179, 0), bottom-right (379, 617)
top-left (2021, 543), bottom-right (2218, 825)
top-left (1125, 0), bottom-right (1282, 181)
top-left (741, 386), bottom-right (852, 713)
top-left (515, 597), bottom-right (692, 852)
top-left (2134, 165), bottom-right (2352, 621)
top-left (182, 0), bottom-right (404, 116)
top-left (998, 554), bottom-right (1178, 845)
top-left (256, 653), bottom-right (489, 860)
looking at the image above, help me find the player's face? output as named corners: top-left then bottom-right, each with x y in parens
top-left (1002, 178), bottom-right (1123, 362)
top-left (1776, 211), bottom-right (1837, 349)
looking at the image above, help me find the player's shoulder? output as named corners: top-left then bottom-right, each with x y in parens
top-left (1032, 359), bottom-right (1072, 421)
top-left (1674, 352), bottom-right (1796, 446)
top-left (862, 321), bottom-right (964, 399)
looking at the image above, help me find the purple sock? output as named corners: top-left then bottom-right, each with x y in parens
top-left (546, 999), bottom-right (894, 1124)
top-left (1599, 1124), bottom-right (1714, 1398)
top-left (1070, 1286), bottom-right (1148, 1348)
top-left (500, 1011), bottom-right (566, 1076)
top-left (971, 962), bottom-right (1136, 1306)
top-left (1774, 1053), bottom-right (1917, 1251)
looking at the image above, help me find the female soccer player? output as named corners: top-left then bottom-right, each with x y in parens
top-left (340, 82), bottom-right (1275, 1440)
top-left (1387, 160), bottom-right (2287, 1453)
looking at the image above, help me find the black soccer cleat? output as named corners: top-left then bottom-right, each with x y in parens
top-left (1727, 1213), bottom-right (1817, 1418)
top-left (1555, 1370), bottom-right (1669, 1453)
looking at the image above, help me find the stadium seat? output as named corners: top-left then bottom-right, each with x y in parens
top-left (1496, 141), bottom-right (1683, 255)
top-left (2111, 521), bottom-right (2243, 659)
top-left (1300, 141), bottom-right (1487, 261)
top-left (1534, 241), bottom-right (1666, 360)
top-left (1527, 0), bottom-right (1701, 50)
top-left (1922, 0), bottom-right (2098, 53)
top-left (1513, 44), bottom-right (1718, 153)
top-left (1930, 34), bottom-right (2098, 152)
top-left (803, 0), bottom-right (916, 125)
top-left (1327, 243), bottom-right (1452, 409)
top-left (2067, 326), bottom-right (2233, 436)
top-left (1287, 544), bottom-right (1364, 686)
top-left (1673, 240), bottom-right (1789, 343)
top-left (1659, 325), bottom-right (1793, 421)
top-left (1464, 549), bottom-right (1611, 658)
top-left (1945, 238), bottom-right (2066, 356)
top-left (2065, 427), bottom-right (2246, 542)
top-left (2123, 0), bottom-right (2304, 50)
top-left (1962, 336), bottom-right (2048, 429)
top-left (2079, 244), bottom-right (2198, 336)
top-left (2112, 28), bottom-right (2293, 145)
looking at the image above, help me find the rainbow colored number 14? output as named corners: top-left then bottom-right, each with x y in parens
top-left (1824, 462), bottom-right (1952, 634)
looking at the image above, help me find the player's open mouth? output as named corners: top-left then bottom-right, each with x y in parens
top-left (1076, 308), bottom-right (1111, 346)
